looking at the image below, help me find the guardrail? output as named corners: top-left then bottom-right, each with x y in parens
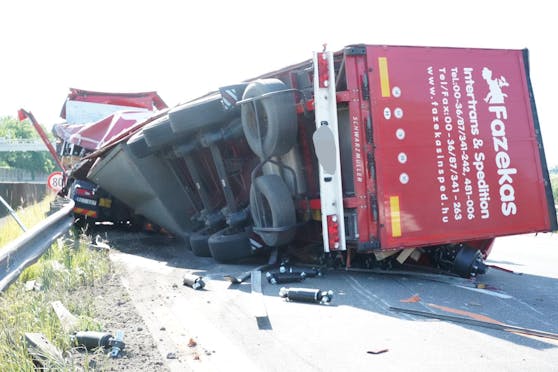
top-left (0, 198), bottom-right (74, 291)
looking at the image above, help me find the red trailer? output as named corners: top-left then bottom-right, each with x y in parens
top-left (314, 46), bottom-right (556, 260)
top-left (80, 44), bottom-right (557, 277)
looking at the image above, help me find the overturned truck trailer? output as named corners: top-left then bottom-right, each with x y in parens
top-left (86, 44), bottom-right (557, 277)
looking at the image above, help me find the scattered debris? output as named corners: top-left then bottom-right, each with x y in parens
top-left (266, 271), bottom-right (306, 284)
top-left (466, 301), bottom-right (482, 307)
top-left (427, 303), bottom-right (502, 324)
top-left (396, 248), bottom-right (414, 264)
top-left (166, 352), bottom-right (177, 359)
top-left (51, 300), bottom-right (79, 333)
top-left (225, 248), bottom-right (278, 284)
top-left (487, 264), bottom-right (523, 275)
top-left (24, 280), bottom-right (41, 292)
top-left (266, 265), bottom-right (322, 284)
top-left (389, 306), bottom-right (558, 341)
top-left (187, 338), bottom-right (197, 347)
top-left (182, 273), bottom-right (205, 290)
top-left (25, 332), bottom-right (66, 370)
top-left (279, 287), bottom-right (333, 304)
top-left (367, 349), bottom-right (389, 355)
top-left (89, 234), bottom-right (111, 251)
top-left (72, 330), bottom-right (126, 358)
top-left (225, 263), bottom-right (276, 284)
top-left (400, 294), bottom-right (421, 303)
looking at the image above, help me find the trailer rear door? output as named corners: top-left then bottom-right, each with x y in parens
top-left (365, 45), bottom-right (557, 249)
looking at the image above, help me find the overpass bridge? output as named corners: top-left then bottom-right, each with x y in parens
top-left (0, 138), bottom-right (56, 152)
top-left (0, 168), bottom-right (49, 184)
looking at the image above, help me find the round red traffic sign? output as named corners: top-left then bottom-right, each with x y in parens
top-left (47, 171), bottom-right (64, 192)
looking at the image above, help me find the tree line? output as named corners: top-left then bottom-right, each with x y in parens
top-left (0, 116), bottom-right (56, 176)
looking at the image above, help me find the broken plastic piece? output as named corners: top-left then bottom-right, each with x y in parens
top-left (110, 330), bottom-right (125, 358)
top-left (279, 287), bottom-right (333, 304)
top-left (183, 273), bottom-right (205, 290)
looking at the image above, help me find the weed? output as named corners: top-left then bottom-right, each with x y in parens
top-left (0, 194), bottom-right (55, 248)
top-left (0, 229), bottom-right (111, 370)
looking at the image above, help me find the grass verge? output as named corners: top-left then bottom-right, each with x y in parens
top-left (0, 193), bottom-right (56, 248)
top-left (0, 229), bottom-right (111, 371)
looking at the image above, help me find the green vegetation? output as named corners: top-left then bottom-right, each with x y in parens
top-left (0, 116), bottom-right (56, 175)
top-left (0, 194), bottom-right (55, 247)
top-left (0, 232), bottom-right (111, 371)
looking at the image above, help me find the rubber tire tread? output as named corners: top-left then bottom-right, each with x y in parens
top-left (169, 94), bottom-right (233, 136)
top-left (143, 116), bottom-right (179, 150)
top-left (250, 174), bottom-right (296, 247)
top-left (190, 229), bottom-right (213, 257)
top-left (208, 226), bottom-right (252, 262)
top-left (127, 132), bottom-right (153, 159)
top-left (241, 79), bottom-right (297, 158)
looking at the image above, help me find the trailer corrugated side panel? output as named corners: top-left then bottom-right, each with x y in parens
top-left (366, 46), bottom-right (557, 249)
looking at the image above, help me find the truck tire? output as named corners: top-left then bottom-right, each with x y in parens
top-left (169, 95), bottom-right (233, 135)
top-left (241, 79), bottom-right (297, 158)
top-left (127, 133), bottom-right (153, 159)
top-left (143, 116), bottom-right (178, 150)
top-left (208, 226), bottom-right (252, 263)
top-left (250, 175), bottom-right (296, 247)
top-left (190, 231), bottom-right (212, 257)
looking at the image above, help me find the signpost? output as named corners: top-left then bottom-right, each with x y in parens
top-left (47, 171), bottom-right (64, 193)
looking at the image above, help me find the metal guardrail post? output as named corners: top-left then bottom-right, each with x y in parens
top-left (0, 194), bottom-right (27, 232)
top-left (0, 199), bottom-right (74, 291)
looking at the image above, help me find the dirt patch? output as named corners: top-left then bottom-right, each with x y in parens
top-left (66, 267), bottom-right (169, 371)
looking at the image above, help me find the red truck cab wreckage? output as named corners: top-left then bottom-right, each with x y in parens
top-left (59, 44), bottom-right (556, 278)
top-left (51, 89), bottom-right (168, 227)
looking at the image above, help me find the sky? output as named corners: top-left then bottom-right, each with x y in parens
top-left (1, 0), bottom-right (556, 166)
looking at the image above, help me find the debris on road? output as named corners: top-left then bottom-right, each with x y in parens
top-left (367, 349), bottom-right (389, 355)
top-left (427, 303), bottom-right (501, 324)
top-left (400, 294), bottom-right (421, 303)
top-left (279, 287), bottom-right (333, 304)
top-left (183, 273), bottom-right (205, 290)
top-left (266, 271), bottom-right (306, 284)
top-left (72, 330), bottom-right (126, 358)
top-left (487, 264), bottom-right (523, 275)
top-left (389, 306), bottom-right (558, 341)
top-left (225, 249), bottom-right (279, 284)
top-left (187, 338), bottom-right (197, 347)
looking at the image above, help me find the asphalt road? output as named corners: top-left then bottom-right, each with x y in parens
top-left (106, 231), bottom-right (558, 372)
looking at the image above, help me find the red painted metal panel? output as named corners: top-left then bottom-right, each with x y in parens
top-left (60, 88), bottom-right (167, 119)
top-left (365, 46), bottom-right (554, 249)
top-left (345, 52), bottom-right (377, 246)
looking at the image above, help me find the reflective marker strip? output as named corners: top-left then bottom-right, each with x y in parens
top-left (378, 57), bottom-right (391, 97)
top-left (73, 207), bottom-right (97, 218)
top-left (390, 196), bottom-right (401, 237)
